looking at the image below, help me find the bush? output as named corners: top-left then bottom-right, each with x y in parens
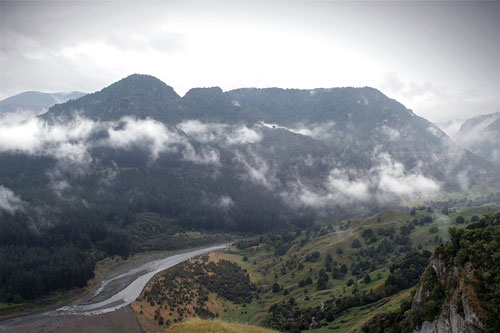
top-left (351, 239), bottom-right (362, 248)
top-left (305, 251), bottom-right (321, 262)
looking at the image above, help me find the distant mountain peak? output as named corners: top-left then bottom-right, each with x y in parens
top-left (0, 91), bottom-right (86, 118)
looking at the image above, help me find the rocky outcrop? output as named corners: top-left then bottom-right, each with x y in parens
top-left (412, 257), bottom-right (485, 333)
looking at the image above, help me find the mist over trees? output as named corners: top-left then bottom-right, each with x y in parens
top-left (0, 74), bottom-right (499, 302)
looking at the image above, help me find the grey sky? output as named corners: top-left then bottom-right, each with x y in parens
top-left (1, 0), bottom-right (499, 123)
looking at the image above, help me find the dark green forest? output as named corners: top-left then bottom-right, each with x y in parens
top-left (0, 149), bottom-right (305, 302)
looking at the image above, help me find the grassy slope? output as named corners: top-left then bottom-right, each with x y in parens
top-left (217, 204), bottom-right (500, 331)
top-left (169, 318), bottom-right (277, 332)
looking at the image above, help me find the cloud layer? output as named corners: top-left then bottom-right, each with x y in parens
top-left (0, 116), bottom-right (239, 166)
top-left (0, 115), bottom-right (443, 211)
top-left (282, 152), bottom-right (440, 208)
top-left (0, 186), bottom-right (25, 213)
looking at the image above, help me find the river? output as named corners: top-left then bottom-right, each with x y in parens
top-left (0, 243), bottom-right (229, 329)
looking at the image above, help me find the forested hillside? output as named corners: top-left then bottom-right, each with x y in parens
top-left (1, 74), bottom-right (499, 307)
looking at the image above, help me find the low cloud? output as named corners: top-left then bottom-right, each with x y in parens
top-left (453, 113), bottom-right (499, 147)
top-left (0, 116), bottom-right (226, 166)
top-left (0, 186), bottom-right (26, 213)
top-left (373, 153), bottom-right (441, 202)
top-left (107, 117), bottom-right (182, 159)
top-left (426, 125), bottom-right (446, 139)
top-left (235, 150), bottom-right (277, 190)
top-left (379, 125), bottom-right (400, 141)
top-left (283, 152), bottom-right (440, 208)
top-left (380, 72), bottom-right (442, 100)
top-left (259, 121), bottom-right (336, 141)
top-left (182, 144), bottom-right (220, 165)
top-left (177, 120), bottom-right (262, 145)
top-left (436, 118), bottom-right (465, 137)
top-left (0, 115), bottom-right (95, 164)
top-left (218, 196), bottom-right (234, 209)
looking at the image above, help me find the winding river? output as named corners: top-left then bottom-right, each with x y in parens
top-left (0, 243), bottom-right (229, 329)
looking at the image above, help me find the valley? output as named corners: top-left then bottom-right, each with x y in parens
top-left (126, 202), bottom-right (500, 332)
top-left (2, 1), bottom-right (499, 332)
top-left (1, 74), bottom-right (499, 332)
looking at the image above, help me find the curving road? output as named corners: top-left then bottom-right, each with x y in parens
top-left (0, 243), bottom-right (229, 330)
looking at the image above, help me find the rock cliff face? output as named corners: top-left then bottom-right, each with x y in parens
top-left (411, 257), bottom-right (485, 333)
top-left (362, 214), bottom-right (499, 333)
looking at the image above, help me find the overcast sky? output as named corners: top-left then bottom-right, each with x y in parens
top-left (1, 0), bottom-right (499, 123)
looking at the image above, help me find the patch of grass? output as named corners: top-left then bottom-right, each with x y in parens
top-left (312, 289), bottom-right (414, 333)
top-left (169, 317), bottom-right (277, 332)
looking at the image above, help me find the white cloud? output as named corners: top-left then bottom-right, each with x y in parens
top-left (181, 144), bottom-right (220, 165)
top-left (373, 153), bottom-right (440, 202)
top-left (453, 113), bottom-right (499, 147)
top-left (235, 150), bottom-right (277, 190)
top-left (328, 169), bottom-right (371, 202)
top-left (177, 120), bottom-right (261, 145)
top-left (379, 125), bottom-right (400, 141)
top-left (0, 186), bottom-right (25, 213)
top-left (0, 116), bottom-right (224, 167)
top-left (436, 118), bottom-right (465, 137)
top-left (218, 196), bottom-right (234, 209)
top-left (426, 125), bottom-right (445, 138)
top-left (0, 115), bottom-right (95, 164)
top-left (259, 121), bottom-right (336, 141)
top-left (107, 117), bottom-right (182, 159)
top-left (282, 151), bottom-right (440, 208)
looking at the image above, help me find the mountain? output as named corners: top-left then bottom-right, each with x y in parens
top-left (0, 91), bottom-right (86, 118)
top-left (45, 75), bottom-right (179, 122)
top-left (1, 74), bottom-right (499, 304)
top-left (44, 74), bottom-right (499, 190)
top-left (454, 112), bottom-right (500, 167)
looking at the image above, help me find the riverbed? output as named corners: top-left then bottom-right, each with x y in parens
top-left (0, 243), bottom-right (229, 331)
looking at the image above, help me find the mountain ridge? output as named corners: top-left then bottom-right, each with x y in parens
top-left (39, 73), bottom-right (500, 190)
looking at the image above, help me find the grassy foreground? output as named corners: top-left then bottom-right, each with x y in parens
top-left (169, 318), bottom-right (277, 332)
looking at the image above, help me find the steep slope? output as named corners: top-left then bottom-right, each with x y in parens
top-left (226, 87), bottom-right (498, 188)
top-left (454, 112), bottom-right (500, 167)
top-left (363, 213), bottom-right (500, 333)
